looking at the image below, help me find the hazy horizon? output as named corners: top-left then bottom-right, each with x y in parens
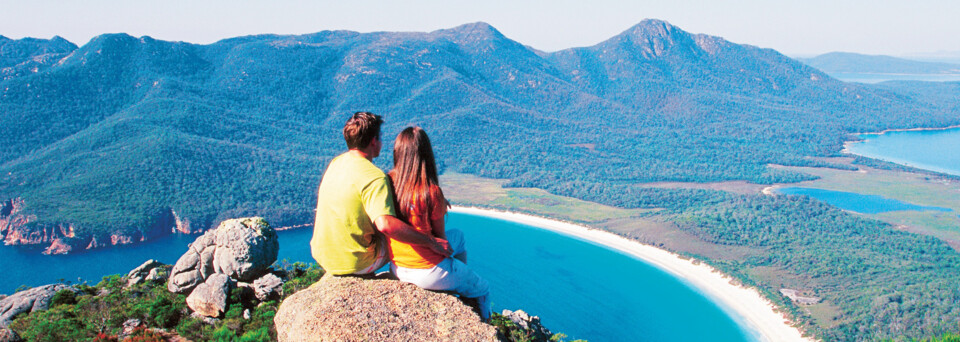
top-left (2, 0), bottom-right (959, 58)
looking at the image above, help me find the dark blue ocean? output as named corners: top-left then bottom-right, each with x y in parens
top-left (845, 127), bottom-right (960, 176)
top-left (0, 212), bottom-right (755, 342)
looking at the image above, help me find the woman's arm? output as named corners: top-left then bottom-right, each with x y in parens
top-left (431, 197), bottom-right (449, 239)
top-left (431, 214), bottom-right (446, 240)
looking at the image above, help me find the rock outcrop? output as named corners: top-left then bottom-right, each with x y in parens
top-left (501, 309), bottom-right (553, 341)
top-left (166, 217), bottom-right (281, 318)
top-left (168, 217), bottom-right (278, 294)
top-left (275, 275), bottom-right (497, 342)
top-left (0, 284), bottom-right (78, 327)
top-left (252, 273), bottom-right (283, 301)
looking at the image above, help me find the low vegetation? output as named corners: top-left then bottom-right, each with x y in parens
top-left (8, 262), bottom-right (570, 342)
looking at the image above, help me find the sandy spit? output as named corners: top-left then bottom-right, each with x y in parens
top-left (451, 206), bottom-right (815, 342)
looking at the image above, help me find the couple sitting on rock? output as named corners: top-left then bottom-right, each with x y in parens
top-left (310, 112), bottom-right (491, 320)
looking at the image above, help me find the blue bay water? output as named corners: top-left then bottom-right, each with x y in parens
top-left (776, 187), bottom-right (952, 214)
top-left (845, 127), bottom-right (960, 176)
top-left (1, 213), bottom-right (754, 342)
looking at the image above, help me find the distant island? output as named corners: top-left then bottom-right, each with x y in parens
top-left (798, 51), bottom-right (960, 75)
top-left (3, 19), bottom-right (960, 340)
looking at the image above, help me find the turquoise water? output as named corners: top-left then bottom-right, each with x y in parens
top-left (776, 187), bottom-right (952, 214)
top-left (845, 127), bottom-right (960, 176)
top-left (0, 213), bottom-right (755, 342)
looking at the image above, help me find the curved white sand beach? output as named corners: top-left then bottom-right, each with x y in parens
top-left (451, 206), bottom-right (814, 342)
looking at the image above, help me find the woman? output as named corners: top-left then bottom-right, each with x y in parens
top-left (387, 126), bottom-right (491, 321)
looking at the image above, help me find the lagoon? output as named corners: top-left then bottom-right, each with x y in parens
top-left (0, 212), bottom-right (754, 342)
top-left (844, 127), bottom-right (960, 176)
top-left (775, 187), bottom-right (952, 214)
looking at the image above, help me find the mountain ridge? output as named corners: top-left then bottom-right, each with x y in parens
top-left (6, 19), bottom-right (960, 250)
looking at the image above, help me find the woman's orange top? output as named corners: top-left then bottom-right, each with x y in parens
top-left (389, 195), bottom-right (448, 269)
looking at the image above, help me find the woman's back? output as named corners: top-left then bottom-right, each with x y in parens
top-left (388, 186), bottom-right (448, 269)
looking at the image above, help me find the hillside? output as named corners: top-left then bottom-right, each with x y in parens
top-left (4, 19), bottom-right (960, 340)
top-left (799, 52), bottom-right (960, 74)
top-left (3, 20), bottom-right (960, 250)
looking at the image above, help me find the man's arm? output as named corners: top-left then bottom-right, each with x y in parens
top-left (374, 215), bottom-right (452, 257)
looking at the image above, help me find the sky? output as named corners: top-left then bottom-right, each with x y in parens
top-left (2, 0), bottom-right (959, 57)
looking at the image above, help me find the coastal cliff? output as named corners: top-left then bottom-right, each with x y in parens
top-left (0, 197), bottom-right (170, 254)
top-left (0, 197), bottom-right (312, 254)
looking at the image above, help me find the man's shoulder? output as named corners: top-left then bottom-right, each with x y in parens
top-left (326, 152), bottom-right (387, 182)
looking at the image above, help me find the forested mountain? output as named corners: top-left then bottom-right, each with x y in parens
top-left (800, 51), bottom-right (960, 74)
top-left (0, 35), bottom-right (77, 78)
top-left (3, 20), bottom-right (960, 249)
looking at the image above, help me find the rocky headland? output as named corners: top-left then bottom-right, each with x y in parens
top-left (0, 197), bottom-right (308, 255)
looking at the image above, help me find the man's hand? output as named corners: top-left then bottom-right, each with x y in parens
top-left (375, 215), bottom-right (452, 257)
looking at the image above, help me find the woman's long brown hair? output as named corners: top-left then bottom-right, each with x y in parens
top-left (388, 126), bottom-right (447, 223)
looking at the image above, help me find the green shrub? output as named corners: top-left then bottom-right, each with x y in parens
top-left (50, 289), bottom-right (78, 307)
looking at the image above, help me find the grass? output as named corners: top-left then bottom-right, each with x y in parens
top-left (440, 172), bottom-right (653, 224)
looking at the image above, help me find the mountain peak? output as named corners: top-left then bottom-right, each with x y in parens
top-left (590, 19), bottom-right (699, 59)
top-left (621, 19), bottom-right (685, 40)
top-left (435, 22), bottom-right (505, 41)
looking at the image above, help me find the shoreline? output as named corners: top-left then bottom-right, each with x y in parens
top-left (450, 206), bottom-right (813, 342)
top-left (841, 126), bottom-right (960, 177)
top-left (845, 124), bottom-right (960, 137)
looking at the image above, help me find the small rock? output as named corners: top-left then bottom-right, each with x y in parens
top-left (0, 328), bottom-right (23, 342)
top-left (0, 284), bottom-right (78, 327)
top-left (145, 267), bottom-right (168, 282)
top-left (502, 309), bottom-right (552, 340)
top-left (186, 274), bottom-right (231, 318)
top-left (119, 318), bottom-right (143, 339)
top-left (190, 312), bottom-right (221, 325)
top-left (243, 309), bottom-right (251, 320)
top-left (126, 259), bottom-right (166, 287)
top-left (252, 273), bottom-right (283, 301)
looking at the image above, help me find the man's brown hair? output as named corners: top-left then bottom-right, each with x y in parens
top-left (343, 111), bottom-right (384, 149)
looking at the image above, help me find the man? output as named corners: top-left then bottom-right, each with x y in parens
top-left (311, 112), bottom-right (451, 276)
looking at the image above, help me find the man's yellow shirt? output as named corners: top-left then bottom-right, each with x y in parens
top-left (310, 152), bottom-right (396, 275)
